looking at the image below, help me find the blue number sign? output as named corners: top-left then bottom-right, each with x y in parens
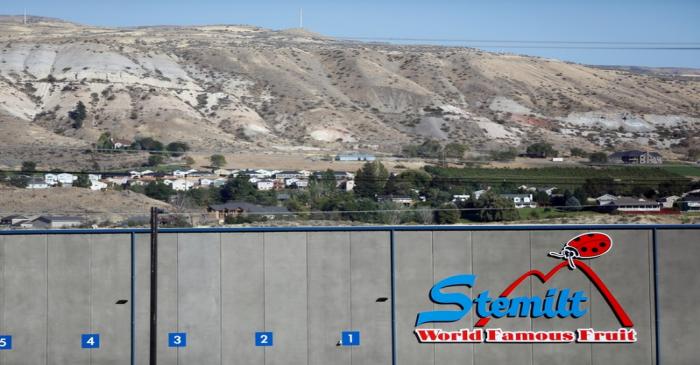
top-left (81, 334), bottom-right (100, 349)
top-left (0, 335), bottom-right (12, 350)
top-left (168, 333), bottom-right (187, 347)
top-left (255, 332), bottom-right (273, 347)
top-left (342, 331), bottom-right (360, 346)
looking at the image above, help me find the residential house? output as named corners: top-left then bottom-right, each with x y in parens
top-left (88, 174), bottom-right (102, 182)
top-left (596, 194), bottom-right (619, 206)
top-left (27, 177), bottom-right (49, 189)
top-left (170, 179), bottom-right (194, 191)
top-left (452, 194), bottom-right (471, 203)
top-left (657, 196), bottom-right (680, 209)
top-left (57, 173), bottom-right (77, 186)
top-left (611, 197), bottom-right (661, 213)
top-left (111, 138), bottom-right (132, 149)
top-left (680, 196), bottom-right (700, 212)
top-left (44, 173), bottom-right (58, 186)
top-left (213, 169), bottom-right (232, 177)
top-left (335, 153), bottom-right (376, 162)
top-left (275, 171), bottom-right (304, 180)
top-left (90, 180), bottom-right (108, 191)
top-left (473, 189), bottom-right (489, 200)
top-left (608, 150), bottom-right (663, 165)
top-left (1, 215), bottom-right (31, 226)
top-left (24, 216), bottom-right (83, 229)
top-left (538, 187), bottom-right (558, 196)
top-left (208, 201), bottom-right (291, 222)
top-left (501, 194), bottom-right (537, 209)
top-left (256, 180), bottom-right (275, 191)
top-left (212, 178), bottom-right (228, 188)
top-left (173, 169), bottom-right (198, 178)
top-left (378, 195), bottom-right (415, 207)
top-left (130, 170), bottom-right (154, 178)
top-left (199, 178), bottom-right (214, 187)
top-left (344, 180), bottom-right (355, 192)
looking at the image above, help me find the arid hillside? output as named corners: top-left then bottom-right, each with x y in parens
top-left (1, 15), bottom-right (699, 166)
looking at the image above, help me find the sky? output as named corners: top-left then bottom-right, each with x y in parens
top-left (3, 0), bottom-right (700, 68)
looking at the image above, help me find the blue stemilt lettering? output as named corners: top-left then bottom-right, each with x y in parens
top-left (415, 275), bottom-right (474, 326)
top-left (416, 275), bottom-right (590, 325)
top-left (568, 291), bottom-right (588, 318)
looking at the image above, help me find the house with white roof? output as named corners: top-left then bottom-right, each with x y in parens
top-left (57, 173), bottom-right (77, 186)
top-left (256, 180), bottom-right (275, 191)
top-left (90, 180), bottom-right (108, 191)
top-left (27, 177), bottom-right (49, 189)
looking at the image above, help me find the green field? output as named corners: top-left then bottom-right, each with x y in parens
top-left (426, 165), bottom-right (687, 184)
top-left (661, 165), bottom-right (700, 177)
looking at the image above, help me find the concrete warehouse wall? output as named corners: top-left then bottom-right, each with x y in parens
top-left (0, 227), bottom-right (697, 365)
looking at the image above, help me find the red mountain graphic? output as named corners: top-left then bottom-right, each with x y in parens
top-left (474, 260), bottom-right (634, 328)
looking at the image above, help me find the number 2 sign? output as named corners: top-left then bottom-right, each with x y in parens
top-left (255, 332), bottom-right (273, 347)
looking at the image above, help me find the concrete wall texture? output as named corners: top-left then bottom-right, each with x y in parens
top-left (0, 226), bottom-right (697, 364)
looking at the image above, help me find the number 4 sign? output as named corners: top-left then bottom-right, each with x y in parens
top-left (81, 334), bottom-right (100, 349)
top-left (255, 332), bottom-right (273, 347)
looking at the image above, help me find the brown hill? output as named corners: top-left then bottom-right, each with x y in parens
top-left (0, 16), bottom-right (698, 165)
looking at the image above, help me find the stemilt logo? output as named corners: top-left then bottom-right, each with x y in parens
top-left (414, 232), bottom-right (637, 344)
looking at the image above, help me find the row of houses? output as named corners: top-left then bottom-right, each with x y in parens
top-left (0, 215), bottom-right (83, 229)
top-left (26, 173), bottom-right (107, 190)
top-left (596, 192), bottom-right (700, 212)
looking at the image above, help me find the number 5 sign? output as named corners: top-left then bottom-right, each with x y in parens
top-left (0, 335), bottom-right (12, 350)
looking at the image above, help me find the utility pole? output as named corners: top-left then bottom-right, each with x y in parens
top-left (299, 8), bottom-right (303, 29)
top-left (149, 207), bottom-right (161, 365)
top-left (23, 8), bottom-right (27, 25)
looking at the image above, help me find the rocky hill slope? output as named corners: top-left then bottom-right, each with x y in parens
top-left (1, 15), bottom-right (699, 161)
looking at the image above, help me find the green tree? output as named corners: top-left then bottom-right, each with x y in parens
top-left (354, 161), bottom-right (389, 198)
top-left (148, 155), bottom-right (164, 166)
top-left (74, 174), bottom-right (91, 188)
top-left (21, 161), bottom-right (37, 172)
top-left (564, 196), bottom-right (582, 211)
top-left (570, 147), bottom-right (589, 158)
top-left (490, 148), bottom-right (518, 162)
top-left (220, 174), bottom-right (257, 202)
top-left (444, 143), bottom-right (467, 158)
top-left (435, 203), bottom-right (460, 224)
top-left (526, 142), bottom-right (558, 158)
top-left (475, 192), bottom-right (518, 222)
top-left (96, 132), bottom-right (114, 150)
top-left (144, 181), bottom-right (175, 202)
top-left (68, 101), bottom-right (87, 129)
top-left (210, 154), bottom-right (227, 168)
top-left (131, 137), bottom-right (164, 152)
top-left (9, 175), bottom-right (29, 188)
top-left (589, 152), bottom-right (608, 164)
top-left (688, 148), bottom-right (700, 161)
top-left (384, 169), bottom-right (431, 196)
top-left (166, 141), bottom-right (190, 157)
top-left (183, 156), bottom-right (195, 167)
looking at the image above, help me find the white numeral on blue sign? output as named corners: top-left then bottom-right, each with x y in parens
top-left (0, 335), bottom-right (12, 350)
top-left (342, 331), bottom-right (360, 346)
top-left (81, 334), bottom-right (100, 349)
top-left (168, 333), bottom-right (187, 347)
top-left (255, 332), bottom-right (273, 346)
